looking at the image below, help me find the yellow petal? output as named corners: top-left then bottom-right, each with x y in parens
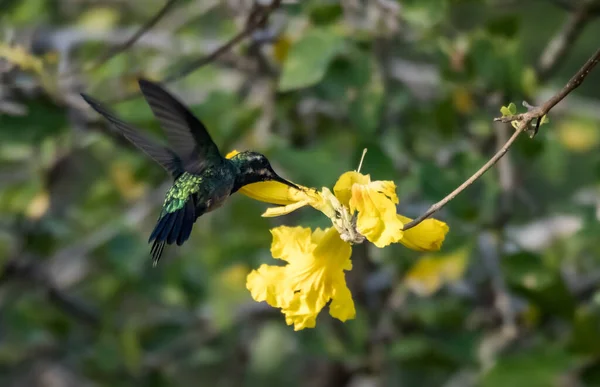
top-left (246, 226), bottom-right (355, 330)
top-left (270, 226), bottom-right (314, 262)
top-left (329, 277), bottom-right (356, 321)
top-left (238, 181), bottom-right (302, 206)
top-left (225, 150), bottom-right (240, 159)
top-left (333, 171), bottom-right (370, 207)
top-left (262, 200), bottom-right (312, 217)
top-left (404, 247), bottom-right (469, 296)
top-left (397, 215), bottom-right (449, 252)
top-left (313, 227), bottom-right (353, 270)
top-left (246, 264), bottom-right (286, 306)
top-left (368, 180), bottom-right (399, 204)
top-left (350, 183), bottom-right (404, 247)
top-left (226, 149), bottom-right (331, 216)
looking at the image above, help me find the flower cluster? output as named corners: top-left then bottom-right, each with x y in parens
top-left (226, 151), bottom-right (449, 330)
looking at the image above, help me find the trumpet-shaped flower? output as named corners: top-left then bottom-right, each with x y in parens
top-left (226, 150), bottom-right (449, 329)
top-left (247, 226), bottom-right (355, 330)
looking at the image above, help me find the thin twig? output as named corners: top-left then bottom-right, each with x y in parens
top-left (402, 126), bottom-right (525, 231)
top-left (402, 47), bottom-right (600, 231)
top-left (495, 47), bottom-right (600, 127)
top-left (106, 0), bottom-right (282, 104)
top-left (161, 1), bottom-right (278, 83)
top-left (537, 1), bottom-right (594, 81)
top-left (74, 0), bottom-right (180, 74)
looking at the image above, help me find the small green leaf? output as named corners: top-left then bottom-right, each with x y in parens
top-left (500, 102), bottom-right (517, 117)
top-left (511, 121), bottom-right (519, 130)
top-left (278, 28), bottom-right (344, 92)
top-left (540, 114), bottom-right (549, 125)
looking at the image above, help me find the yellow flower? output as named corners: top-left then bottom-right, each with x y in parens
top-left (247, 226), bottom-right (355, 330)
top-left (404, 247), bottom-right (469, 296)
top-left (227, 149), bottom-right (449, 251)
top-left (227, 149), bottom-right (450, 329)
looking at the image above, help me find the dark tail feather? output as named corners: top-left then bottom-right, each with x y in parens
top-left (148, 200), bottom-right (200, 263)
top-left (158, 211), bottom-right (177, 242)
top-left (177, 200), bottom-right (197, 246)
top-left (149, 214), bottom-right (168, 242)
top-left (150, 239), bottom-right (165, 266)
top-left (167, 209), bottom-right (184, 244)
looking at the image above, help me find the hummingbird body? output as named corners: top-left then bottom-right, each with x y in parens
top-left (81, 80), bottom-right (298, 264)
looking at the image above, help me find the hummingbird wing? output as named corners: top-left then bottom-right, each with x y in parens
top-left (137, 79), bottom-right (222, 174)
top-left (81, 93), bottom-right (183, 176)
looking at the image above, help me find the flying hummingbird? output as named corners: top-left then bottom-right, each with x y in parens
top-left (81, 79), bottom-right (299, 264)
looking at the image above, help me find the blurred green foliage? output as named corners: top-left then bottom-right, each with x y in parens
top-left (1, 0), bottom-right (600, 386)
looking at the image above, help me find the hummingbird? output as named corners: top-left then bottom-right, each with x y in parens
top-left (81, 79), bottom-right (299, 264)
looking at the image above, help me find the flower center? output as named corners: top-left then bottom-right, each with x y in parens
top-left (334, 206), bottom-right (366, 244)
top-left (323, 190), bottom-right (365, 244)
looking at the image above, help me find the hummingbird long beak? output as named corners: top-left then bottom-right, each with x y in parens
top-left (273, 174), bottom-right (301, 191)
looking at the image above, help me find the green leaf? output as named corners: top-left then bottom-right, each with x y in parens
top-left (278, 28), bottom-right (344, 92)
top-left (403, 0), bottom-right (448, 29)
top-left (485, 14), bottom-right (520, 38)
top-left (501, 252), bottom-right (576, 319)
top-left (481, 346), bottom-right (580, 387)
top-left (308, 3), bottom-right (343, 25)
top-left (569, 306), bottom-right (600, 356)
top-left (500, 102), bottom-right (517, 116)
top-left (324, 49), bottom-right (385, 134)
top-left (0, 99), bottom-right (67, 144)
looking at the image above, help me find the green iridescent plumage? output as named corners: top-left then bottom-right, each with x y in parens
top-left (81, 79), bottom-right (299, 264)
top-left (163, 173), bottom-right (203, 213)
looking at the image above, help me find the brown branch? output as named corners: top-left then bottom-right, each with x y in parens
top-left (106, 0), bottom-right (282, 104)
top-left (402, 126), bottom-right (525, 231)
top-left (402, 47), bottom-right (600, 231)
top-left (162, 0), bottom-right (281, 83)
top-left (537, 1), bottom-right (595, 81)
top-left (74, 0), bottom-right (180, 74)
top-left (495, 47), bottom-right (600, 127)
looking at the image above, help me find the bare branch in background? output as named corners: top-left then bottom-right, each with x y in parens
top-left (496, 48), bottom-right (600, 126)
top-left (76, 0), bottom-right (180, 74)
top-left (161, 0), bottom-right (281, 81)
top-left (537, 0), bottom-right (597, 81)
top-left (402, 47), bottom-right (600, 231)
top-left (106, 0), bottom-right (283, 104)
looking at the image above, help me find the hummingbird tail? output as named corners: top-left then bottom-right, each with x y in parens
top-left (148, 199), bottom-right (198, 264)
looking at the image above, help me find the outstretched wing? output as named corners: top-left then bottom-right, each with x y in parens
top-left (137, 79), bottom-right (222, 174)
top-left (81, 93), bottom-right (183, 177)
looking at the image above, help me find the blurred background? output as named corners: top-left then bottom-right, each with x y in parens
top-left (1, 0), bottom-right (600, 386)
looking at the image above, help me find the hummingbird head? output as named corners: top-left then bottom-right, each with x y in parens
top-left (230, 151), bottom-right (300, 192)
